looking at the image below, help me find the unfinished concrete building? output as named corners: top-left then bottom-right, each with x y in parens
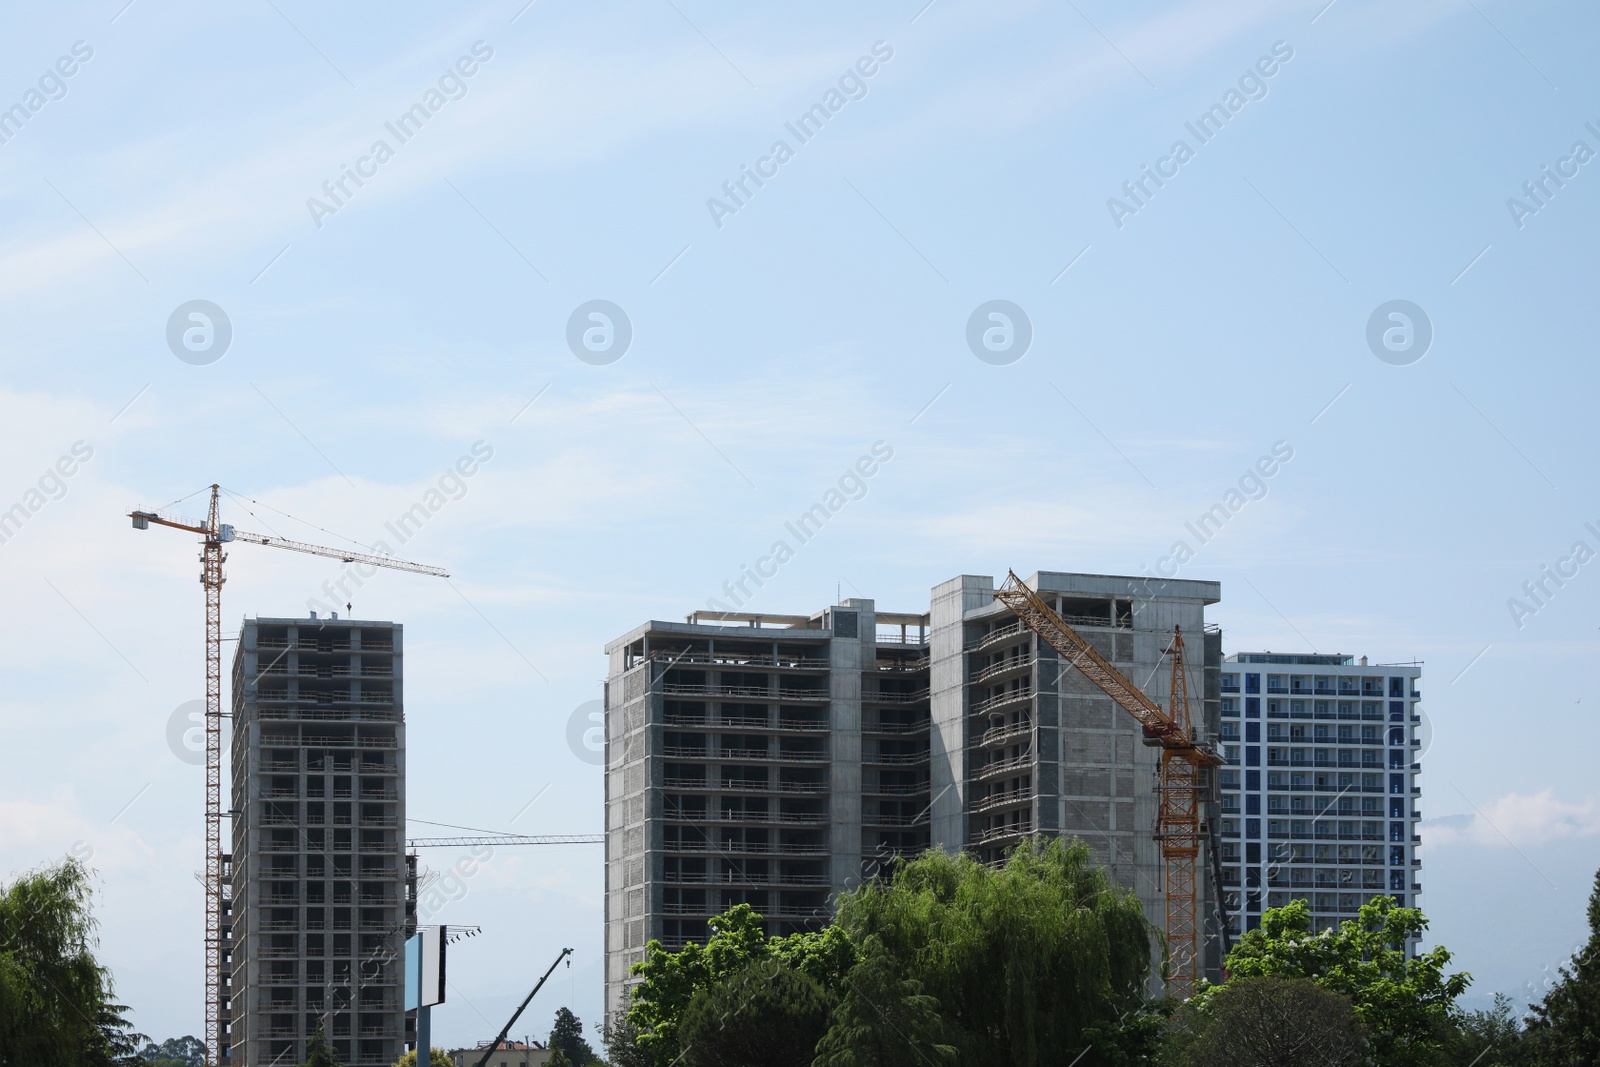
top-left (602, 569), bottom-right (1224, 1024)
top-left (229, 615), bottom-right (413, 1067)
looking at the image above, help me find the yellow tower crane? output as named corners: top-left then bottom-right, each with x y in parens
top-left (993, 571), bottom-right (1223, 1002)
top-left (130, 485), bottom-right (448, 1066)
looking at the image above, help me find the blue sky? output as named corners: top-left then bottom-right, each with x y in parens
top-left (2, 0), bottom-right (1597, 1048)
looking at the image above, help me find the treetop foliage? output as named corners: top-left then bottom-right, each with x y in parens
top-left (1521, 867), bottom-right (1600, 1066)
top-left (1179, 976), bottom-right (1365, 1067)
top-left (626, 837), bottom-right (1155, 1067)
top-left (299, 1022), bottom-right (344, 1067)
top-left (0, 858), bottom-right (146, 1067)
top-left (137, 1035), bottom-right (206, 1067)
top-left (1199, 896), bottom-right (1468, 1067)
top-left (549, 1005), bottom-right (602, 1066)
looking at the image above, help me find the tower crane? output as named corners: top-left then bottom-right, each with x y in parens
top-left (993, 571), bottom-right (1224, 1002)
top-left (130, 485), bottom-right (448, 1067)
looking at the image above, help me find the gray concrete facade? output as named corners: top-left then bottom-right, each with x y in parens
top-left (229, 616), bottom-right (411, 1067)
top-left (602, 570), bottom-right (1224, 1026)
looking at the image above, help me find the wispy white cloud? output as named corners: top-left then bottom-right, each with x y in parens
top-left (1425, 790), bottom-right (1600, 848)
top-left (0, 0), bottom-right (1442, 299)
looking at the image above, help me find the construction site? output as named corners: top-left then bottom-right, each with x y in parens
top-left (601, 569), bottom-right (1424, 1027)
top-left (124, 488), bottom-right (1423, 1066)
top-left (127, 488), bottom-right (602, 1067)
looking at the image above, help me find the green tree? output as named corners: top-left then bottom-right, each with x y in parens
top-left (1523, 867), bottom-right (1600, 1067)
top-left (92, 1000), bottom-right (148, 1066)
top-left (830, 837), bottom-right (1155, 1067)
top-left (138, 1036), bottom-right (206, 1067)
top-left (626, 905), bottom-right (855, 1066)
top-left (300, 1023), bottom-right (343, 1067)
top-left (678, 958), bottom-right (835, 1067)
top-left (0, 858), bottom-right (145, 1067)
top-left (389, 1047), bottom-right (451, 1067)
top-left (548, 1006), bottom-right (599, 1066)
top-left (1207, 896), bottom-right (1469, 1067)
top-left (1179, 977), bottom-right (1365, 1067)
top-left (811, 936), bottom-right (955, 1067)
top-left (599, 1013), bottom-right (653, 1067)
top-left (1440, 993), bottom-right (1523, 1067)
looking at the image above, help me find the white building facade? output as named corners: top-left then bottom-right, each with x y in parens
top-left (1216, 653), bottom-right (1423, 942)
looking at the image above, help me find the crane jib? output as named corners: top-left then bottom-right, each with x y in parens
top-left (128, 485), bottom-right (448, 1066)
top-left (993, 569), bottom-right (1218, 1003)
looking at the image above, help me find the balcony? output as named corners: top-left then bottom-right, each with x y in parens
top-left (650, 650), bottom-right (830, 670)
top-left (775, 719), bottom-right (830, 732)
top-left (734, 811), bottom-right (830, 825)
top-left (864, 750), bottom-right (928, 766)
top-left (664, 683), bottom-right (770, 699)
top-left (970, 688), bottom-right (1033, 715)
top-left (710, 715), bottom-right (769, 729)
top-left (863, 782), bottom-right (927, 796)
top-left (864, 689), bottom-right (930, 704)
top-left (715, 748), bottom-right (828, 764)
top-left (972, 722), bottom-right (1031, 748)
top-left (976, 822), bottom-right (1033, 844)
top-left (864, 812), bottom-right (928, 827)
top-left (974, 754), bottom-right (1031, 779)
top-left (863, 720), bottom-right (930, 735)
top-left (970, 656), bottom-right (1035, 685)
top-left (975, 787), bottom-right (1031, 813)
top-left (663, 870), bottom-right (831, 887)
top-left (873, 658), bottom-right (930, 674)
top-left (665, 777), bottom-right (710, 790)
top-left (667, 840), bottom-right (828, 855)
top-left (661, 902), bottom-right (713, 915)
top-left (965, 621), bottom-right (1024, 652)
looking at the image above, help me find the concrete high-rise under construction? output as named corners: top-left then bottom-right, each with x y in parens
top-left (601, 569), bottom-right (1229, 1024)
top-left (229, 615), bottom-right (413, 1067)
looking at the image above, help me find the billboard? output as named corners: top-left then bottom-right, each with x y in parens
top-left (404, 927), bottom-right (446, 1010)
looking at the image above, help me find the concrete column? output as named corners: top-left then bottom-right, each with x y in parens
top-left (826, 603), bottom-right (866, 901)
top-left (928, 575), bottom-right (992, 851)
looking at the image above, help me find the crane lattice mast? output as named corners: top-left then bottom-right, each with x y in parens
top-left (130, 485), bottom-right (447, 1066)
top-left (993, 570), bottom-right (1222, 1001)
